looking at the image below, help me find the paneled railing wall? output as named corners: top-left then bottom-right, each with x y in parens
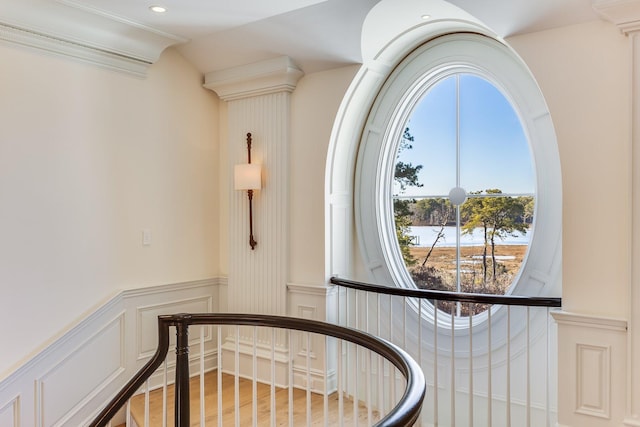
top-left (331, 277), bottom-right (561, 427)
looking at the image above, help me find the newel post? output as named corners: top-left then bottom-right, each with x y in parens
top-left (174, 314), bottom-right (191, 426)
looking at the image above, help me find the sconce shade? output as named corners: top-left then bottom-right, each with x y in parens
top-left (234, 163), bottom-right (262, 190)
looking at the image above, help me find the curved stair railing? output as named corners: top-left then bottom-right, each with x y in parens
top-left (90, 313), bottom-right (426, 427)
top-left (330, 277), bottom-right (562, 427)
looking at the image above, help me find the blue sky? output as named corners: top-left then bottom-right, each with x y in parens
top-left (395, 74), bottom-right (535, 197)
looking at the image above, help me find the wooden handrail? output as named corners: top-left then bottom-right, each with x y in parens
top-left (90, 313), bottom-right (426, 427)
top-left (330, 276), bottom-right (562, 308)
top-left (89, 315), bottom-right (172, 427)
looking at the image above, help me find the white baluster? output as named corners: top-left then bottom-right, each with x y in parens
top-left (526, 306), bottom-right (531, 427)
top-left (469, 310), bottom-right (473, 427)
top-left (487, 309), bottom-right (492, 427)
top-left (217, 326), bottom-right (222, 427)
top-left (307, 332), bottom-right (312, 427)
top-left (434, 301), bottom-right (439, 427)
top-left (338, 339), bottom-right (344, 427)
top-left (367, 349), bottom-right (372, 425)
top-left (451, 309), bottom-right (455, 427)
top-left (200, 325), bottom-right (205, 427)
top-left (546, 308), bottom-right (551, 427)
top-left (506, 307), bottom-right (511, 427)
top-left (162, 359), bottom-right (168, 427)
top-left (289, 330), bottom-right (294, 427)
top-left (252, 326), bottom-right (257, 427)
top-left (324, 335), bottom-right (329, 427)
top-left (235, 325), bottom-right (240, 427)
top-left (270, 328), bottom-right (276, 427)
top-left (144, 379), bottom-right (150, 427)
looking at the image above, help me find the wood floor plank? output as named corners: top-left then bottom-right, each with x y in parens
top-left (125, 371), bottom-right (380, 426)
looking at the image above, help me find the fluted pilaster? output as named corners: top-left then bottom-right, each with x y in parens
top-left (206, 57), bottom-right (303, 316)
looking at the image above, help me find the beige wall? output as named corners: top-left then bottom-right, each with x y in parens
top-left (508, 20), bottom-right (631, 318)
top-left (1, 16), bottom-right (633, 418)
top-left (289, 65), bottom-right (359, 286)
top-left (0, 45), bottom-right (220, 376)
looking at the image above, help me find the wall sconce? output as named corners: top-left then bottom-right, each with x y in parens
top-left (234, 133), bottom-right (262, 250)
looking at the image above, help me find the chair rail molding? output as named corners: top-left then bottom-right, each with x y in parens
top-left (0, 0), bottom-right (186, 76)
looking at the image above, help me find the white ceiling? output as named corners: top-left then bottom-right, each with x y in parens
top-left (2, 0), bottom-right (602, 74)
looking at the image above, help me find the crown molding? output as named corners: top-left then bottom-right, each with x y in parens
top-left (0, 0), bottom-right (186, 76)
top-left (593, 0), bottom-right (640, 33)
top-left (0, 22), bottom-right (151, 77)
top-left (203, 56), bottom-right (304, 101)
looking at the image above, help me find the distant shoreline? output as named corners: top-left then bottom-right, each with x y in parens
top-left (408, 244), bottom-right (527, 274)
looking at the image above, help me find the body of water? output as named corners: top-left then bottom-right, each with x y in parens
top-left (409, 225), bottom-right (530, 247)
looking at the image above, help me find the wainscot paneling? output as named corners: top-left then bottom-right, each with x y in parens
top-left (552, 311), bottom-right (627, 427)
top-left (0, 278), bottom-right (222, 426)
top-left (0, 395), bottom-right (19, 427)
top-left (38, 313), bottom-right (125, 426)
top-left (287, 283), bottom-right (337, 393)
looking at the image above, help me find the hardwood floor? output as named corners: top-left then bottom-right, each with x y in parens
top-left (116, 371), bottom-right (379, 426)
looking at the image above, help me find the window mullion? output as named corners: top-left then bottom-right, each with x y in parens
top-left (455, 74), bottom-right (462, 316)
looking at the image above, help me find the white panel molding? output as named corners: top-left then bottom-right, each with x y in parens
top-left (37, 313), bottom-right (126, 426)
top-left (145, 351), bottom-right (218, 391)
top-left (286, 283), bottom-right (338, 394)
top-left (0, 288), bottom-right (123, 391)
top-left (136, 294), bottom-right (214, 359)
top-left (0, 395), bottom-right (19, 427)
top-left (221, 335), bottom-right (291, 387)
top-left (575, 344), bottom-right (611, 419)
top-left (291, 365), bottom-right (336, 394)
top-left (220, 335), bottom-right (335, 393)
top-left (552, 311), bottom-right (628, 426)
top-left (0, 277), bottom-right (222, 426)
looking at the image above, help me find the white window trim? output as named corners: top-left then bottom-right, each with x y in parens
top-left (354, 33), bottom-right (561, 331)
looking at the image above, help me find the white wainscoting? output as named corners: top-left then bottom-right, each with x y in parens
top-left (0, 278), bottom-right (223, 426)
top-left (0, 394), bottom-right (19, 427)
top-left (213, 283), bottom-right (335, 393)
top-left (552, 311), bottom-right (627, 427)
top-left (287, 283), bottom-right (337, 393)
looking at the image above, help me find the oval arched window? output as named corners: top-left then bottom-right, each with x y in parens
top-left (393, 73), bottom-right (534, 315)
top-left (354, 33), bottom-right (561, 320)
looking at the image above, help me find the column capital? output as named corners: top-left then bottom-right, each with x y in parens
top-left (204, 56), bottom-right (304, 101)
top-left (593, 0), bottom-right (640, 34)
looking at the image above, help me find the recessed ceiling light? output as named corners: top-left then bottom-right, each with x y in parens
top-left (421, 14), bottom-right (431, 20)
top-left (149, 5), bottom-right (167, 13)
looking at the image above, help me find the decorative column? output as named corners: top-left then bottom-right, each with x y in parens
top-left (629, 27), bottom-right (640, 427)
top-left (204, 57), bottom-right (303, 316)
top-left (593, 2), bottom-right (640, 425)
